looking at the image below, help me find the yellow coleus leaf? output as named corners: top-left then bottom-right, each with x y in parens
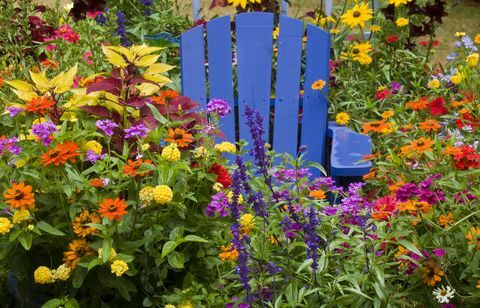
top-left (6, 80), bottom-right (34, 92)
top-left (135, 83), bottom-right (160, 96)
top-left (11, 89), bottom-right (38, 101)
top-left (104, 92), bottom-right (120, 104)
top-left (134, 54), bottom-right (160, 67)
top-left (105, 46), bottom-right (135, 62)
top-left (102, 46), bottom-right (128, 68)
top-left (131, 45), bottom-right (164, 57)
top-left (29, 70), bottom-right (51, 93)
top-left (65, 88), bottom-right (101, 108)
top-left (80, 73), bottom-right (107, 87)
top-left (51, 65), bottom-right (77, 94)
top-left (143, 74), bottom-right (172, 85)
top-left (144, 63), bottom-right (174, 75)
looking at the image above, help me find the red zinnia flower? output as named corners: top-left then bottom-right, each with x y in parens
top-left (375, 88), bottom-right (393, 100)
top-left (428, 97), bottom-right (448, 116)
top-left (209, 163), bottom-right (232, 188)
top-left (386, 35), bottom-right (399, 43)
top-left (453, 145), bottom-right (480, 170)
top-left (456, 112), bottom-right (480, 131)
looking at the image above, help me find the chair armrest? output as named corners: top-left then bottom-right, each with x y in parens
top-left (327, 121), bottom-right (372, 177)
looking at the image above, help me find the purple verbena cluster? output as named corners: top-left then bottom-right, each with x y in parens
top-left (6, 107), bottom-right (23, 117)
top-left (205, 192), bottom-right (229, 217)
top-left (32, 122), bottom-right (57, 146)
top-left (396, 174), bottom-right (445, 205)
top-left (272, 168), bottom-right (311, 183)
top-left (96, 119), bottom-right (118, 136)
top-left (0, 136), bottom-right (21, 155)
top-left (125, 123), bottom-right (150, 139)
top-left (86, 150), bottom-right (106, 163)
top-left (206, 98), bottom-right (231, 118)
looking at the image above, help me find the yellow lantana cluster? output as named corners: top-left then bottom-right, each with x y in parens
top-left (34, 264), bottom-right (71, 284)
top-left (12, 209), bottom-right (30, 224)
top-left (153, 185), bottom-right (173, 205)
top-left (84, 140), bottom-right (103, 155)
top-left (111, 260), bottom-right (129, 277)
top-left (214, 142), bottom-right (236, 153)
top-left (161, 144), bottom-right (181, 162)
top-left (0, 217), bottom-right (13, 235)
top-left (139, 186), bottom-right (155, 205)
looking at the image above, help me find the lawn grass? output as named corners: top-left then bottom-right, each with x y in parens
top-left (34, 0), bottom-right (480, 63)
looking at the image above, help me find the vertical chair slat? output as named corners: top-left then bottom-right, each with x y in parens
top-left (236, 12), bottom-right (274, 145)
top-left (180, 25), bottom-right (207, 107)
top-left (273, 16), bottom-right (303, 156)
top-left (206, 16), bottom-right (236, 142)
top-left (301, 25), bottom-right (330, 173)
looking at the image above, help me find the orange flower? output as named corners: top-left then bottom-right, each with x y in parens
top-left (26, 97), bottom-right (55, 114)
top-left (122, 159), bottom-right (153, 177)
top-left (73, 210), bottom-right (100, 238)
top-left (151, 89), bottom-right (179, 105)
top-left (63, 239), bottom-right (95, 269)
top-left (389, 181), bottom-right (405, 193)
top-left (165, 128), bottom-right (193, 148)
top-left (3, 182), bottom-right (35, 210)
top-left (362, 153), bottom-right (379, 160)
top-left (465, 227), bottom-right (480, 250)
top-left (420, 259), bottom-right (444, 286)
top-left (363, 169), bottom-right (376, 180)
top-left (41, 141), bottom-right (80, 166)
top-left (41, 59), bottom-right (59, 69)
top-left (90, 178), bottom-right (104, 187)
top-left (419, 119), bottom-right (441, 132)
top-left (400, 137), bottom-right (434, 157)
top-left (441, 145), bottom-right (462, 156)
top-left (309, 189), bottom-right (326, 200)
top-left (406, 97), bottom-right (428, 110)
top-left (437, 213), bottom-right (453, 228)
top-left (477, 279), bottom-right (480, 289)
top-left (451, 100), bottom-right (468, 108)
top-left (362, 120), bottom-right (393, 134)
top-left (98, 198), bottom-right (128, 221)
top-left (398, 200), bottom-right (416, 212)
top-left (219, 245), bottom-right (238, 262)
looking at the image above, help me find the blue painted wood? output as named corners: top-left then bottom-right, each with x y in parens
top-left (301, 24), bottom-right (330, 175)
top-left (144, 32), bottom-right (180, 44)
top-left (180, 25), bottom-right (207, 107)
top-left (327, 121), bottom-right (372, 176)
top-left (193, 0), bottom-right (201, 22)
top-left (206, 16), bottom-right (235, 142)
top-left (273, 16), bottom-right (303, 156)
top-left (235, 13), bottom-right (274, 144)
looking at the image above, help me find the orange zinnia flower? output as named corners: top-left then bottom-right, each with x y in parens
top-left (363, 169), bottom-right (376, 180)
top-left (219, 245), bottom-right (238, 262)
top-left (437, 213), bottom-right (453, 228)
top-left (26, 97), bottom-right (55, 114)
top-left (400, 137), bottom-right (434, 157)
top-left (405, 97), bottom-right (428, 110)
top-left (90, 178), bottom-right (104, 187)
top-left (63, 239), bottom-right (95, 269)
top-left (441, 145), bottom-right (462, 156)
top-left (41, 141), bottom-right (80, 166)
top-left (98, 197), bottom-right (128, 221)
top-left (151, 89), bottom-right (179, 105)
top-left (122, 159), bottom-right (153, 177)
top-left (164, 128), bottom-right (193, 148)
top-left (73, 210), bottom-right (100, 238)
top-left (309, 189), bottom-right (326, 200)
top-left (362, 120), bottom-right (393, 134)
top-left (465, 227), bottom-right (480, 250)
top-left (420, 259), bottom-right (444, 286)
top-left (3, 182), bottom-right (35, 210)
top-left (419, 119), bottom-right (441, 132)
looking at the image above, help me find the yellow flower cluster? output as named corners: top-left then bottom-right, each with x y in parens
top-left (227, 191), bottom-right (243, 203)
top-left (214, 142), bottom-right (236, 153)
top-left (98, 248), bottom-right (117, 261)
top-left (52, 264), bottom-right (71, 281)
top-left (0, 217), bottom-right (13, 235)
top-left (84, 140), bottom-right (102, 155)
top-left (139, 186), bottom-right (155, 205)
top-left (227, 0), bottom-right (260, 9)
top-left (153, 185), bottom-right (173, 205)
top-left (240, 214), bottom-right (255, 234)
top-left (341, 42), bottom-right (373, 65)
top-left (396, 18), bottom-right (409, 27)
top-left (193, 146), bottom-right (208, 158)
top-left (389, 0), bottom-right (412, 6)
top-left (34, 266), bottom-right (55, 284)
top-left (450, 72), bottom-right (464, 85)
top-left (111, 259), bottom-right (129, 277)
top-left (467, 53), bottom-right (479, 67)
top-left (336, 112), bottom-right (350, 125)
top-left (428, 79), bottom-right (441, 89)
top-left (161, 144), bottom-right (181, 162)
top-left (12, 210), bottom-right (30, 224)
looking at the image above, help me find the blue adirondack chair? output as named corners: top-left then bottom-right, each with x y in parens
top-left (179, 12), bottom-right (371, 179)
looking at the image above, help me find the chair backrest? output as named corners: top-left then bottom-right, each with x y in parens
top-left (180, 12), bottom-right (330, 166)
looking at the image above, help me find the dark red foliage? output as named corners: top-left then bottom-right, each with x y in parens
top-left (428, 97), bottom-right (448, 116)
top-left (209, 163), bottom-right (232, 188)
top-left (70, 0), bottom-right (106, 21)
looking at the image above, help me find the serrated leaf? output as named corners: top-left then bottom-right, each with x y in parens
top-left (135, 54), bottom-right (160, 67)
top-left (102, 46), bottom-right (128, 68)
top-left (144, 63), bottom-right (174, 75)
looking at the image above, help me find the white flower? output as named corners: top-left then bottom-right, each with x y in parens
top-left (432, 285), bottom-right (455, 303)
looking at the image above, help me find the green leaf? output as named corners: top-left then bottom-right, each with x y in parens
top-left (167, 251), bottom-right (184, 269)
top-left (18, 233), bottom-right (32, 250)
top-left (65, 298), bottom-right (80, 308)
top-left (37, 221), bottom-right (65, 236)
top-left (183, 235), bottom-right (209, 243)
top-left (97, 268), bottom-right (136, 301)
top-left (41, 299), bottom-right (63, 308)
top-left (146, 103), bottom-right (168, 124)
top-left (398, 240), bottom-right (423, 257)
top-left (102, 239), bottom-right (112, 263)
top-left (161, 240), bottom-right (178, 258)
top-left (72, 267), bottom-right (87, 289)
top-left (9, 229), bottom-right (22, 242)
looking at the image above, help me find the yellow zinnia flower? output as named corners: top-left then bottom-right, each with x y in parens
top-left (214, 141), bottom-right (237, 153)
top-left (388, 0), bottom-right (412, 6)
top-left (335, 112), bottom-right (350, 125)
top-left (450, 72), bottom-right (464, 85)
top-left (467, 53), bottom-right (479, 67)
top-left (311, 79), bottom-right (326, 90)
top-left (396, 18), bottom-right (409, 27)
top-left (428, 79), bottom-right (440, 89)
top-left (340, 3), bottom-right (373, 29)
top-left (84, 140), bottom-right (102, 155)
top-left (475, 34), bottom-right (480, 44)
top-left (381, 110), bottom-right (394, 119)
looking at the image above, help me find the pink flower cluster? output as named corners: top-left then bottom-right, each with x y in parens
top-left (45, 24), bottom-right (80, 51)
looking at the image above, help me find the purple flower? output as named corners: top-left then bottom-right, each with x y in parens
top-left (96, 120), bottom-right (118, 136)
top-left (206, 98), bottom-right (231, 118)
top-left (395, 183), bottom-right (420, 202)
top-left (116, 11), bottom-right (130, 46)
top-left (390, 81), bottom-right (403, 93)
top-left (205, 192), bottom-right (229, 217)
top-left (304, 205), bottom-right (322, 271)
top-left (340, 182), bottom-right (370, 215)
top-left (236, 156), bottom-right (268, 219)
top-left (453, 190), bottom-right (478, 204)
top-left (6, 107), bottom-right (23, 117)
top-left (0, 136), bottom-right (21, 155)
top-left (432, 248), bottom-right (446, 258)
top-left (310, 176), bottom-right (343, 193)
top-left (32, 122), bottom-right (57, 146)
top-left (272, 168), bottom-right (311, 183)
top-left (281, 216), bottom-right (301, 238)
top-left (86, 150), bottom-right (106, 163)
top-left (322, 206), bottom-right (338, 216)
top-left (125, 123), bottom-right (150, 139)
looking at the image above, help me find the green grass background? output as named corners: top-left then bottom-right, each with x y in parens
top-left (35, 0), bottom-right (480, 62)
